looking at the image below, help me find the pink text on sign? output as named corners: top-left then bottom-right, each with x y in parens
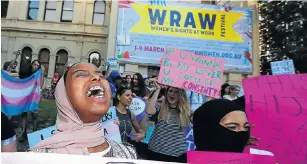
top-left (157, 47), bottom-right (225, 98)
top-left (243, 74), bottom-right (307, 164)
top-left (188, 151), bottom-right (277, 164)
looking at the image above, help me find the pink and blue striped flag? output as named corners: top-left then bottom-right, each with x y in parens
top-left (1, 69), bottom-right (41, 116)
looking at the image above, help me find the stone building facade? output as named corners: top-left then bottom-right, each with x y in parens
top-left (1, 0), bottom-right (111, 85)
top-left (1, 0), bottom-right (259, 86)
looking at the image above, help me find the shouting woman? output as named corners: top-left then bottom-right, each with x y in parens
top-left (146, 83), bottom-right (190, 162)
top-left (29, 63), bottom-right (136, 158)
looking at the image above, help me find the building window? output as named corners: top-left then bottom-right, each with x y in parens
top-left (1, 1), bottom-right (9, 18)
top-left (44, 0), bottom-right (57, 21)
top-left (88, 52), bottom-right (101, 67)
top-left (55, 49), bottom-right (68, 76)
top-left (38, 48), bottom-right (50, 77)
top-left (92, 0), bottom-right (106, 25)
top-left (27, 0), bottom-right (39, 20)
top-left (148, 66), bottom-right (160, 77)
top-left (61, 0), bottom-right (74, 22)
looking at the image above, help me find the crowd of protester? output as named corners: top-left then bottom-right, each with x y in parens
top-left (2, 61), bottom-right (256, 163)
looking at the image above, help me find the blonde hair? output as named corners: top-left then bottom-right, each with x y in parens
top-left (158, 87), bottom-right (190, 128)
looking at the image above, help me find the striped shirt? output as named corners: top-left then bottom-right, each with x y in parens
top-left (148, 108), bottom-right (186, 157)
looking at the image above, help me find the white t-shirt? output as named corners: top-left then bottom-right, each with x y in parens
top-left (223, 95), bottom-right (238, 101)
top-left (89, 145), bottom-right (111, 156)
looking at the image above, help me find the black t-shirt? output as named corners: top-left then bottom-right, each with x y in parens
top-left (1, 113), bottom-right (16, 141)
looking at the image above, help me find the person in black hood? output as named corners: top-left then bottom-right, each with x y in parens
top-left (193, 99), bottom-right (250, 153)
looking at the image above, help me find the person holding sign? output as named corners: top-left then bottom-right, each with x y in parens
top-left (29, 63), bottom-right (137, 159)
top-left (146, 84), bottom-right (190, 163)
top-left (113, 86), bottom-right (145, 143)
top-left (19, 60), bottom-right (45, 142)
top-left (193, 99), bottom-right (254, 152)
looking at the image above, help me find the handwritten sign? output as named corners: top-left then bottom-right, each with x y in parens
top-left (158, 47), bottom-right (225, 98)
top-left (28, 107), bottom-right (121, 148)
top-left (102, 121), bottom-right (122, 143)
top-left (270, 60), bottom-right (295, 75)
top-left (2, 152), bottom-right (177, 164)
top-left (28, 126), bottom-right (57, 148)
top-left (242, 74), bottom-right (307, 164)
top-left (188, 151), bottom-right (277, 164)
top-left (102, 106), bottom-right (117, 124)
top-left (102, 106), bottom-right (121, 143)
top-left (128, 97), bottom-right (147, 122)
top-left (185, 124), bottom-right (196, 151)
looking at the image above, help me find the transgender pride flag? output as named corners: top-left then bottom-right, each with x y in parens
top-left (1, 69), bottom-right (42, 116)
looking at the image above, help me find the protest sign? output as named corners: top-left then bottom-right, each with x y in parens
top-left (242, 74), bottom-right (307, 164)
top-left (106, 58), bottom-right (118, 69)
top-left (185, 123), bottom-right (196, 151)
top-left (102, 106), bottom-right (121, 143)
top-left (116, 1), bottom-right (253, 73)
top-left (28, 107), bottom-right (121, 148)
top-left (270, 60), bottom-right (295, 75)
top-left (188, 151), bottom-right (277, 163)
top-left (158, 47), bottom-right (225, 98)
top-left (2, 153), bottom-right (179, 164)
top-left (128, 97), bottom-right (148, 122)
top-left (27, 126), bottom-right (57, 148)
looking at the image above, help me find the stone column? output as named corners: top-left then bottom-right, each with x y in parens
top-left (85, 1), bottom-right (94, 25)
top-left (56, 0), bottom-right (63, 22)
top-left (106, 0), bottom-right (119, 72)
top-left (48, 55), bottom-right (56, 78)
top-left (72, 0), bottom-right (83, 23)
top-left (37, 0), bottom-right (46, 21)
top-left (6, 1), bottom-right (21, 19)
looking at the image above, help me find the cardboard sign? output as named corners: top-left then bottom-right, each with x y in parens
top-left (128, 97), bottom-right (148, 122)
top-left (102, 106), bottom-right (121, 143)
top-left (2, 152), bottom-right (179, 164)
top-left (102, 106), bottom-right (117, 124)
top-left (242, 74), bottom-right (307, 164)
top-left (270, 60), bottom-right (295, 75)
top-left (185, 124), bottom-right (196, 151)
top-left (158, 47), bottom-right (225, 98)
top-left (28, 107), bottom-right (121, 148)
top-left (102, 121), bottom-right (122, 143)
top-left (188, 151), bottom-right (277, 163)
top-left (27, 126), bottom-right (57, 148)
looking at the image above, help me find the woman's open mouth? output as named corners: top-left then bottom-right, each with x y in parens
top-left (86, 85), bottom-right (106, 102)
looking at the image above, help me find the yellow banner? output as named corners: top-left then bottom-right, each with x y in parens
top-left (130, 3), bottom-right (244, 42)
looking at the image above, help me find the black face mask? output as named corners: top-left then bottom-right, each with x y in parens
top-left (195, 124), bottom-right (250, 153)
top-left (193, 99), bottom-right (250, 153)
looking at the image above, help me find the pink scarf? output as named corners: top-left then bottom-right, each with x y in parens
top-left (30, 77), bottom-right (105, 154)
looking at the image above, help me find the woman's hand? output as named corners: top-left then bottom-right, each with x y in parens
top-left (154, 81), bottom-right (161, 90)
top-left (143, 96), bottom-right (149, 100)
top-left (148, 121), bottom-right (155, 126)
top-left (113, 117), bottom-right (120, 125)
top-left (132, 133), bottom-right (145, 142)
top-left (246, 124), bottom-right (260, 146)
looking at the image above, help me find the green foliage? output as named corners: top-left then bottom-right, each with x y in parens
top-left (259, 1), bottom-right (307, 75)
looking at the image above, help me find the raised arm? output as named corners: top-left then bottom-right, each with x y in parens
top-left (40, 66), bottom-right (45, 88)
top-left (146, 81), bottom-right (161, 115)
